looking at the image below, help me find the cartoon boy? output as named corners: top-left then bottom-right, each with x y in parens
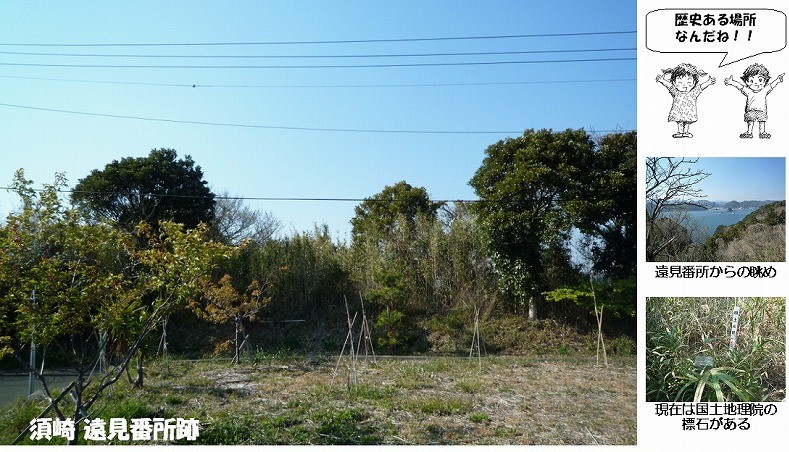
top-left (725, 63), bottom-right (784, 139)
top-left (656, 63), bottom-right (716, 138)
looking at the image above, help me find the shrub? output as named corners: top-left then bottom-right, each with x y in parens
top-left (646, 297), bottom-right (785, 402)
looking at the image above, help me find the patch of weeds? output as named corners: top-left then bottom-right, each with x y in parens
top-left (498, 386), bottom-right (515, 394)
top-left (647, 297), bottom-right (785, 402)
top-left (258, 414), bottom-right (308, 444)
top-left (469, 412), bottom-right (491, 423)
top-left (421, 358), bottom-right (453, 373)
top-left (394, 364), bottom-right (434, 390)
top-left (196, 414), bottom-right (261, 444)
top-left (412, 397), bottom-right (472, 416)
top-left (0, 399), bottom-right (64, 445)
top-left (164, 394), bottom-right (185, 405)
top-left (101, 396), bottom-right (164, 420)
top-left (607, 336), bottom-right (636, 356)
top-left (494, 426), bottom-right (518, 438)
top-left (252, 348), bottom-right (297, 366)
top-left (181, 375), bottom-right (214, 388)
top-left (557, 344), bottom-right (572, 355)
top-left (348, 384), bottom-right (397, 404)
top-left (308, 383), bottom-right (334, 399)
top-left (455, 378), bottom-right (483, 394)
top-left (394, 376), bottom-right (432, 390)
top-left (286, 398), bottom-right (310, 413)
top-left (311, 408), bottom-right (381, 445)
top-left (148, 356), bottom-right (191, 379)
top-left (489, 356), bottom-right (534, 368)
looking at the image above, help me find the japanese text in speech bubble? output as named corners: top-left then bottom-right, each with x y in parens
top-left (646, 9), bottom-right (787, 67)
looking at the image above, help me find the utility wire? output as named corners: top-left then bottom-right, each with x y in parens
top-left (0, 102), bottom-right (518, 134)
top-left (0, 30), bottom-right (636, 47)
top-left (0, 73), bottom-right (636, 88)
top-left (0, 56), bottom-right (635, 69)
top-left (0, 74), bottom-right (195, 87)
top-left (0, 102), bottom-right (633, 135)
top-left (0, 47), bottom-right (636, 59)
top-left (0, 186), bottom-right (479, 204)
top-left (0, 186), bottom-right (633, 205)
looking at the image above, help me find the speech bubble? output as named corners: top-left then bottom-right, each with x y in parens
top-left (646, 9), bottom-right (787, 67)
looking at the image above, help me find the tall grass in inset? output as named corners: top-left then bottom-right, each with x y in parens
top-left (646, 297), bottom-right (785, 402)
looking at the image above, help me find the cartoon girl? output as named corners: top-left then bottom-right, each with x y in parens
top-left (656, 63), bottom-right (716, 138)
top-left (724, 63), bottom-right (784, 139)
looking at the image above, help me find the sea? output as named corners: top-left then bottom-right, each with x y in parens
top-left (686, 208), bottom-right (753, 242)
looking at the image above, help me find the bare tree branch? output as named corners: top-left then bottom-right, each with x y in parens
top-left (646, 157), bottom-right (711, 261)
top-left (212, 190), bottom-right (281, 245)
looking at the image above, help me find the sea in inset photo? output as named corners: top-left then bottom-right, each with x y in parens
top-left (646, 157), bottom-right (786, 262)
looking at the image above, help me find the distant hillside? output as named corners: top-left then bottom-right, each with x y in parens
top-left (695, 200), bottom-right (718, 209)
top-left (722, 200), bottom-right (775, 210)
top-left (649, 199), bottom-right (778, 213)
top-left (703, 201), bottom-right (786, 261)
top-left (652, 202), bottom-right (708, 212)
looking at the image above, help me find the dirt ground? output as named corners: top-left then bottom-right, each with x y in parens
top-left (139, 355), bottom-right (636, 445)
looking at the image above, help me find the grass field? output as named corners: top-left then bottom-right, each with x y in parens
top-left (1, 354), bottom-right (636, 445)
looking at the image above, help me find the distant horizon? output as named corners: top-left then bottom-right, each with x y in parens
top-left (647, 198), bottom-right (784, 214)
top-left (694, 198), bottom-right (786, 202)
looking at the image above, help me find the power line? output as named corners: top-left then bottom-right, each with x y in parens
top-left (0, 102), bottom-right (633, 135)
top-left (201, 78), bottom-right (637, 88)
top-left (0, 73), bottom-right (636, 88)
top-left (0, 30), bottom-right (636, 47)
top-left (0, 102), bottom-right (517, 134)
top-left (0, 56), bottom-right (635, 69)
top-left (0, 74), bottom-right (195, 88)
top-left (0, 47), bottom-right (636, 59)
top-left (1, 186), bottom-right (634, 205)
top-left (0, 186), bottom-right (477, 203)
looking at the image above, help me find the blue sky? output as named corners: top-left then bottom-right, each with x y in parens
top-left (694, 157), bottom-right (786, 201)
top-left (0, 1), bottom-right (636, 239)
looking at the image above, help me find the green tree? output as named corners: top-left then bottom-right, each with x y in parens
top-left (351, 183), bottom-right (441, 308)
top-left (348, 182), bottom-right (444, 352)
top-left (469, 129), bottom-right (594, 319)
top-left (190, 274), bottom-right (268, 364)
top-left (438, 203), bottom-right (499, 309)
top-left (575, 131), bottom-right (637, 279)
top-left (0, 170), bottom-right (232, 443)
top-left (266, 226), bottom-right (352, 314)
top-left (469, 129), bottom-right (638, 323)
top-left (71, 148), bottom-right (215, 231)
top-left (350, 181), bottom-right (442, 243)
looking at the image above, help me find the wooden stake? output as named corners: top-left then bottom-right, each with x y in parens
top-left (355, 292), bottom-right (376, 364)
top-left (332, 296), bottom-right (359, 389)
top-left (469, 306), bottom-right (483, 371)
top-left (589, 274), bottom-right (608, 368)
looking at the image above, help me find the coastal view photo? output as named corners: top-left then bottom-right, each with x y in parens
top-left (646, 157), bottom-right (786, 262)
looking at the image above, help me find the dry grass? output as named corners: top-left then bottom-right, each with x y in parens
top-left (2, 355), bottom-right (636, 445)
top-left (121, 355), bottom-right (635, 445)
top-left (716, 224), bottom-right (785, 261)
